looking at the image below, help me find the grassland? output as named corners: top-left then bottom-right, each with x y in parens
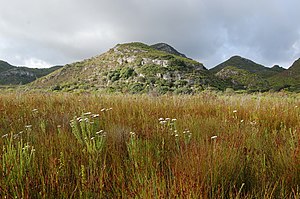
top-left (1, 91), bottom-right (300, 198)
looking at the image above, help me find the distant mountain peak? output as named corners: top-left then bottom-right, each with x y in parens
top-left (151, 43), bottom-right (187, 58)
top-left (210, 55), bottom-right (282, 79)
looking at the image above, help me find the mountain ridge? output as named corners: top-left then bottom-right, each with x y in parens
top-left (210, 55), bottom-right (285, 78)
top-left (2, 42), bottom-right (300, 93)
top-left (31, 42), bottom-right (227, 93)
top-left (0, 60), bottom-right (62, 85)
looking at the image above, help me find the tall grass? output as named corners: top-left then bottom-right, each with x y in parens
top-left (1, 91), bottom-right (300, 198)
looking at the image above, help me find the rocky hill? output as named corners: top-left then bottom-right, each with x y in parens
top-left (210, 55), bottom-right (284, 78)
top-left (0, 60), bottom-right (62, 85)
top-left (151, 43), bottom-right (187, 58)
top-left (31, 42), bottom-right (227, 94)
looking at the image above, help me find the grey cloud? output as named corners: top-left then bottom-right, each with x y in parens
top-left (0, 0), bottom-right (300, 68)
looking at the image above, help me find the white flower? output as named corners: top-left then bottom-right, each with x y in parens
top-left (211, 135), bottom-right (218, 140)
top-left (241, 120), bottom-right (244, 123)
top-left (160, 121), bottom-right (167, 125)
top-left (25, 125), bottom-right (32, 128)
top-left (83, 112), bottom-right (91, 116)
top-left (1, 134), bottom-right (8, 138)
top-left (165, 118), bottom-right (170, 121)
top-left (233, 110), bottom-right (237, 113)
top-left (171, 118), bottom-right (177, 122)
top-left (175, 134), bottom-right (179, 137)
top-left (93, 114), bottom-right (100, 118)
top-left (129, 132), bottom-right (136, 136)
top-left (32, 109), bottom-right (38, 112)
top-left (101, 108), bottom-right (106, 112)
top-left (76, 117), bottom-right (82, 121)
top-left (159, 118), bottom-right (164, 121)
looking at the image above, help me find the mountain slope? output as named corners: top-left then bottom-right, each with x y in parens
top-left (151, 43), bottom-right (187, 58)
top-left (268, 58), bottom-right (300, 91)
top-left (0, 60), bottom-right (62, 85)
top-left (0, 60), bottom-right (14, 73)
top-left (215, 66), bottom-right (269, 91)
top-left (32, 42), bottom-right (226, 94)
top-left (210, 56), bottom-right (284, 78)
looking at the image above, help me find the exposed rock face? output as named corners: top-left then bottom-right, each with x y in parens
top-left (1, 69), bottom-right (36, 77)
top-left (151, 43), bottom-right (187, 58)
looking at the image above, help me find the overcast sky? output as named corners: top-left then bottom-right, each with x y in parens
top-left (1, 0), bottom-right (300, 69)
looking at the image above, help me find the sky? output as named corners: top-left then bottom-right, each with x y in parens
top-left (0, 0), bottom-right (300, 69)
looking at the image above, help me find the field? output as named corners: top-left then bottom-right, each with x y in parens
top-left (1, 91), bottom-right (300, 198)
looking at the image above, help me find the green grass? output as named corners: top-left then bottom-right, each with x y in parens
top-left (1, 91), bottom-right (300, 198)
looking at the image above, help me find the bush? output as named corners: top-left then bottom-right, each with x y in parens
top-left (120, 67), bottom-right (135, 79)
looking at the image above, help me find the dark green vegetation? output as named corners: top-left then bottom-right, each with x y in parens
top-left (32, 42), bottom-right (226, 94)
top-left (0, 60), bottom-right (62, 85)
top-left (1, 92), bottom-right (300, 198)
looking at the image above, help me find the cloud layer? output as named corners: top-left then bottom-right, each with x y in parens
top-left (1, 0), bottom-right (300, 68)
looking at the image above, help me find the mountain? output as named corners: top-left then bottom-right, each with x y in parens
top-left (151, 43), bottom-right (187, 58)
top-left (0, 60), bottom-right (14, 73)
top-left (215, 66), bottom-right (269, 91)
top-left (210, 55), bottom-right (284, 78)
top-left (270, 65), bottom-right (285, 73)
top-left (0, 60), bottom-right (62, 85)
top-left (268, 58), bottom-right (300, 91)
top-left (31, 42), bottom-right (227, 94)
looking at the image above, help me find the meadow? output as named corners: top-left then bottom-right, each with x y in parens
top-left (1, 91), bottom-right (300, 198)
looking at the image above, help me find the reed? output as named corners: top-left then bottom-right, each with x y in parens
top-left (0, 91), bottom-right (300, 198)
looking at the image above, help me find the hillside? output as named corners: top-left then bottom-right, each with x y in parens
top-left (215, 66), bottom-right (269, 91)
top-left (210, 55), bottom-right (284, 78)
top-left (0, 61), bottom-right (62, 85)
top-left (31, 42), bottom-right (227, 94)
top-left (150, 43), bottom-right (187, 58)
top-left (0, 60), bottom-right (14, 73)
top-left (268, 58), bottom-right (300, 91)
